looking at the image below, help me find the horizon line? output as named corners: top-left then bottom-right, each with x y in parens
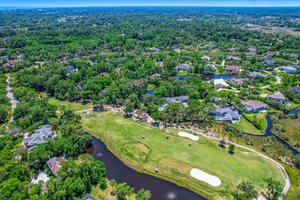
top-left (1, 5), bottom-right (300, 9)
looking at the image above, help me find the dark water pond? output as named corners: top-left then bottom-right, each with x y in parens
top-left (91, 138), bottom-right (206, 200)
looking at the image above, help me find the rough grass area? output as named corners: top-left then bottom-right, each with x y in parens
top-left (48, 97), bottom-right (92, 111)
top-left (284, 165), bottom-right (300, 200)
top-left (81, 112), bottom-right (285, 200)
top-left (275, 118), bottom-right (300, 151)
top-left (233, 118), bottom-right (264, 135)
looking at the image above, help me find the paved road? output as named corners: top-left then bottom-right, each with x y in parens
top-left (5, 76), bottom-right (18, 125)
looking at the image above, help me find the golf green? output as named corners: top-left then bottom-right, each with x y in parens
top-left (81, 112), bottom-right (286, 200)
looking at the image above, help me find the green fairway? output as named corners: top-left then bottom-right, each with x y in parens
top-left (48, 97), bottom-right (92, 111)
top-left (81, 112), bottom-right (285, 200)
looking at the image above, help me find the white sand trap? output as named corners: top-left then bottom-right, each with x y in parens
top-left (178, 132), bottom-right (199, 141)
top-left (190, 168), bottom-right (221, 187)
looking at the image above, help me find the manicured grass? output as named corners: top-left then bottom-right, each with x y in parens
top-left (81, 112), bottom-right (285, 200)
top-left (48, 97), bottom-right (92, 111)
top-left (233, 118), bottom-right (264, 135)
top-left (242, 112), bottom-right (268, 132)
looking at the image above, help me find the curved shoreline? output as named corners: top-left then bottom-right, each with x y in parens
top-left (88, 133), bottom-right (207, 200)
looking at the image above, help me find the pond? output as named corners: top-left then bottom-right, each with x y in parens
top-left (91, 138), bottom-right (206, 200)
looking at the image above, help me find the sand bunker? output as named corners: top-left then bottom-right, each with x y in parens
top-left (190, 168), bottom-right (221, 187)
top-left (178, 132), bottom-right (199, 141)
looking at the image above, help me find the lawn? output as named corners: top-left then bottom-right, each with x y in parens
top-left (233, 118), bottom-right (264, 135)
top-left (81, 112), bottom-right (285, 200)
top-left (48, 97), bottom-right (92, 112)
top-left (242, 112), bottom-right (268, 132)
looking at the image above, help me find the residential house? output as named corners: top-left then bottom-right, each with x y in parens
top-left (224, 65), bottom-right (239, 74)
top-left (227, 56), bottom-right (241, 61)
top-left (100, 72), bottom-right (109, 77)
top-left (279, 66), bottom-right (297, 74)
top-left (4, 60), bottom-right (19, 67)
top-left (213, 107), bottom-right (241, 123)
top-left (165, 96), bottom-right (189, 104)
top-left (156, 61), bottom-right (164, 68)
top-left (65, 65), bottom-right (78, 74)
top-left (288, 53), bottom-right (299, 58)
top-left (228, 48), bottom-right (238, 52)
top-left (47, 156), bottom-right (66, 176)
top-left (266, 51), bottom-right (278, 56)
top-left (228, 78), bottom-right (249, 86)
top-left (263, 58), bottom-right (274, 65)
top-left (202, 55), bottom-right (210, 61)
top-left (76, 82), bottom-right (83, 90)
top-left (23, 125), bottom-right (54, 149)
top-left (151, 73), bottom-right (161, 78)
top-left (289, 86), bottom-right (300, 93)
top-left (82, 194), bottom-right (96, 200)
top-left (241, 100), bottom-right (268, 113)
top-left (172, 45), bottom-right (180, 52)
top-left (248, 48), bottom-right (257, 53)
top-left (249, 71), bottom-right (265, 78)
top-left (268, 91), bottom-right (287, 104)
top-left (176, 64), bottom-right (191, 71)
top-left (148, 47), bottom-right (160, 52)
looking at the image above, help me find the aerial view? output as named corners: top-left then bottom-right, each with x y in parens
top-left (0, 0), bottom-right (299, 200)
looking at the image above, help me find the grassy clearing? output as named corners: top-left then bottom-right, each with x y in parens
top-left (48, 97), bottom-right (92, 111)
top-left (81, 112), bottom-right (285, 200)
top-left (242, 112), bottom-right (268, 132)
top-left (278, 118), bottom-right (300, 142)
top-left (274, 118), bottom-right (300, 151)
top-left (233, 117), bottom-right (264, 135)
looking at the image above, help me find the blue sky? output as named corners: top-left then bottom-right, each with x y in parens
top-left (1, 0), bottom-right (300, 7)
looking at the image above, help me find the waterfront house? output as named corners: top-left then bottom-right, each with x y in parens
top-left (47, 156), bottom-right (66, 176)
top-left (241, 100), bottom-right (268, 113)
top-left (224, 65), bottom-right (239, 74)
top-left (213, 107), bottom-right (241, 123)
top-left (268, 91), bottom-right (286, 104)
top-left (228, 78), bottom-right (249, 86)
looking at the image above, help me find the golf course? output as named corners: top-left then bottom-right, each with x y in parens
top-left (81, 112), bottom-right (286, 200)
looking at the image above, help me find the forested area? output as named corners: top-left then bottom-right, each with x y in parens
top-left (0, 7), bottom-right (300, 200)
